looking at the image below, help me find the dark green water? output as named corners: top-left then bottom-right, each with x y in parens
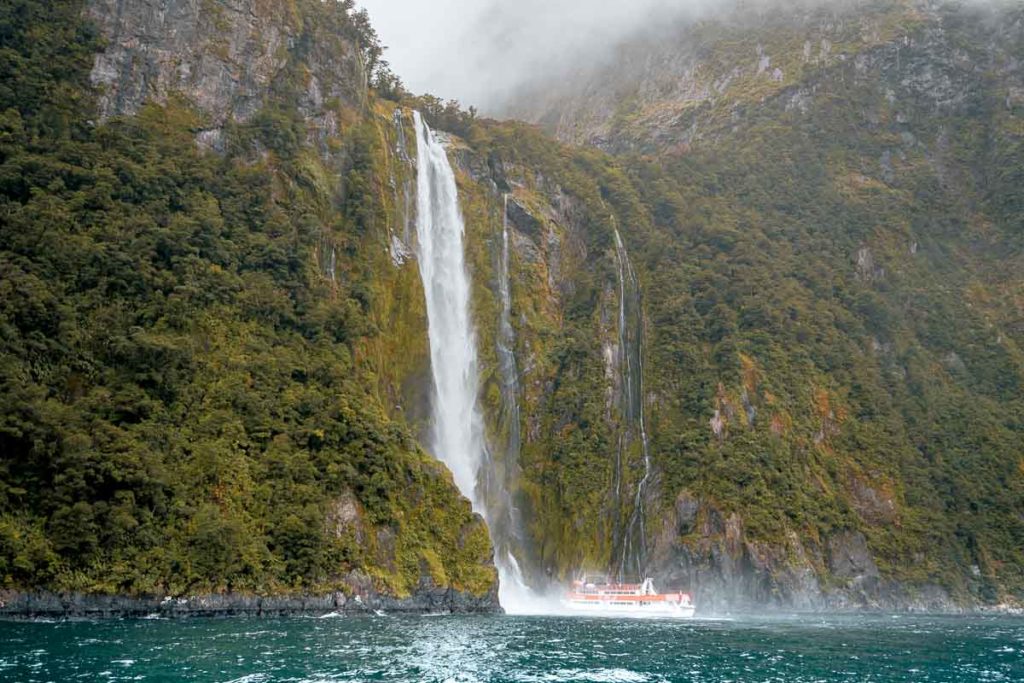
top-left (1, 614), bottom-right (1022, 682)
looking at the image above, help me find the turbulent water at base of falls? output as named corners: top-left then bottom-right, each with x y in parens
top-left (613, 227), bottom-right (652, 582)
top-left (411, 112), bottom-right (546, 614)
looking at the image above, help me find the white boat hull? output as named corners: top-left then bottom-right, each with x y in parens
top-left (560, 599), bottom-right (696, 618)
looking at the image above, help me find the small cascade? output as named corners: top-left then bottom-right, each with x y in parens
top-left (390, 110), bottom-right (416, 265)
top-left (497, 194), bottom-right (522, 461)
top-left (613, 227), bottom-right (652, 582)
top-left (318, 241), bottom-right (337, 283)
top-left (411, 112), bottom-right (535, 612)
top-left (490, 192), bottom-right (531, 598)
top-left (393, 108), bottom-right (411, 164)
top-left (394, 110), bottom-right (415, 246)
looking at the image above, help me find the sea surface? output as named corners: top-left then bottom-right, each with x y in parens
top-left (1, 613), bottom-right (1022, 682)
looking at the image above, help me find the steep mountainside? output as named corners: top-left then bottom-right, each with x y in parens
top-left (0, 0), bottom-right (1021, 615)
top-left (0, 0), bottom-right (496, 612)
top-left (501, 0), bottom-right (1024, 609)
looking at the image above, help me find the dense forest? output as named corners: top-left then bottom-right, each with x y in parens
top-left (0, 0), bottom-right (493, 598)
top-left (432, 0), bottom-right (1024, 604)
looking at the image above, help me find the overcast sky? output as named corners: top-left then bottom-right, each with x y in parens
top-left (356, 0), bottom-right (698, 111)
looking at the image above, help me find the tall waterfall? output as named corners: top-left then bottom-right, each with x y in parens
top-left (613, 227), bottom-right (651, 581)
top-left (411, 113), bottom-right (534, 612)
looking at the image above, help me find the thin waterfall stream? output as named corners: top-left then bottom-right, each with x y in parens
top-left (613, 227), bottom-right (651, 582)
top-left (497, 194), bottom-right (522, 468)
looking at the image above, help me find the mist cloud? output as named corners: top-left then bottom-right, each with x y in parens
top-left (357, 0), bottom-right (1007, 113)
top-left (358, 0), bottom-right (704, 111)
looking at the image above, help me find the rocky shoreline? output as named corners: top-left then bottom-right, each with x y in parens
top-left (2, 588), bottom-right (1019, 620)
top-left (0, 583), bottom-right (502, 620)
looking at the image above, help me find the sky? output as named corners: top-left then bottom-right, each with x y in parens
top-left (356, 0), bottom-right (700, 112)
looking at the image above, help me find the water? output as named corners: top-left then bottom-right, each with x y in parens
top-left (2, 614), bottom-right (1022, 681)
top-left (492, 194), bottom-right (529, 595)
top-left (496, 194), bottom-right (522, 469)
top-left (411, 113), bottom-right (533, 610)
top-left (413, 110), bottom-right (485, 505)
top-left (389, 108), bottom-right (415, 266)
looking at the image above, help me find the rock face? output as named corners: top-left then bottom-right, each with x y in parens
top-left (828, 530), bottom-right (880, 584)
top-left (651, 496), bottom-right (825, 612)
top-left (15, 0), bottom-right (502, 616)
top-left (442, 70), bottom-right (1023, 610)
top-left (648, 494), bottom-right (971, 613)
top-left (36, 0), bottom-right (1020, 615)
top-left (0, 575), bottom-right (500, 619)
top-left (509, 1), bottom-right (1024, 155)
top-left (86, 0), bottom-right (367, 148)
top-left (483, 0), bottom-right (1024, 613)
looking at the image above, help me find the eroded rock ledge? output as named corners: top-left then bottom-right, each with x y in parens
top-left (0, 587), bottom-right (499, 620)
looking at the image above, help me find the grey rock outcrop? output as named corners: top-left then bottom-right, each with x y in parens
top-left (649, 495), bottom-right (972, 614)
top-left (828, 530), bottom-right (880, 583)
top-left (652, 502), bottom-right (825, 613)
top-left (85, 0), bottom-right (367, 150)
top-left (0, 573), bottom-right (500, 619)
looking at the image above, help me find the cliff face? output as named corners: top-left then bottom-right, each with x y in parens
top-left (86, 0), bottom-right (367, 150)
top-left (492, 0), bottom-right (1024, 611)
top-left (0, 0), bottom-right (497, 613)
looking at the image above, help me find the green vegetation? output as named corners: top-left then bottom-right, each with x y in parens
top-left (626, 2), bottom-right (1024, 599)
top-left (417, 1), bottom-right (1024, 602)
top-left (0, 0), bottom-right (1020, 608)
top-left (0, 0), bottom-right (494, 598)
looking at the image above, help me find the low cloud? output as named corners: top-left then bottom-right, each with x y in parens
top-left (358, 0), bottom-right (706, 111)
top-left (357, 0), bottom-right (1009, 113)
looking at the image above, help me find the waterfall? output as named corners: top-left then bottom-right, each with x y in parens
top-left (613, 227), bottom-right (651, 581)
top-left (326, 245), bottom-right (337, 282)
top-left (492, 193), bottom-right (535, 606)
top-left (412, 111), bottom-right (483, 502)
top-left (411, 112), bottom-right (535, 612)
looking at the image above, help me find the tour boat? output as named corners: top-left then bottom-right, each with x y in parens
top-left (562, 575), bottom-right (695, 617)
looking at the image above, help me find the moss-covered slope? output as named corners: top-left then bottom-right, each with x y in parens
top-left (0, 0), bottom-right (495, 602)
top-left (2, 0), bottom-right (1021, 613)
top-left (483, 0), bottom-right (1024, 608)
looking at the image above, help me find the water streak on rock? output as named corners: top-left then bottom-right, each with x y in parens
top-left (613, 227), bottom-right (651, 581)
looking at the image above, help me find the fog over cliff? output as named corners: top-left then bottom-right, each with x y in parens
top-left (358, 0), bottom-right (1007, 113)
top-left (357, 0), bottom-right (699, 110)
